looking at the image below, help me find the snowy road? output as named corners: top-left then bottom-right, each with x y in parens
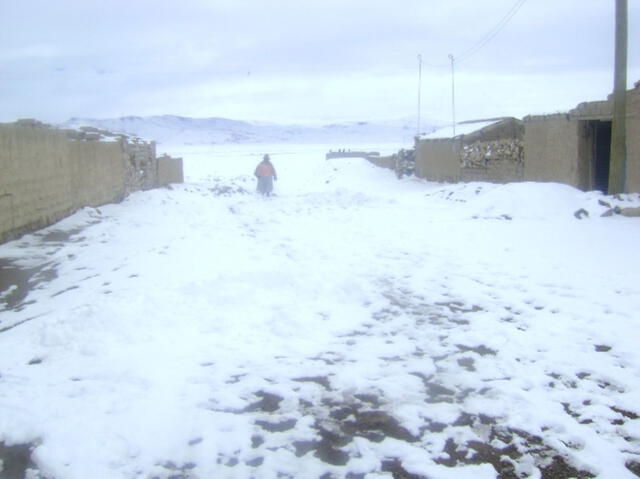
top-left (1, 145), bottom-right (640, 478)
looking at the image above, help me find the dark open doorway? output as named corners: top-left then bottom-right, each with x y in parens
top-left (592, 121), bottom-right (612, 194)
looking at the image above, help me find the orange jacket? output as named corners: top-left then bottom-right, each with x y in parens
top-left (255, 161), bottom-right (277, 179)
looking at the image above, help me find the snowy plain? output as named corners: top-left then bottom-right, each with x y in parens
top-left (1, 143), bottom-right (640, 479)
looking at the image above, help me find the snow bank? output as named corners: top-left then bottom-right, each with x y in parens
top-left (424, 181), bottom-right (640, 221)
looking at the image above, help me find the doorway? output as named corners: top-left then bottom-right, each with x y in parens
top-left (592, 121), bottom-right (612, 194)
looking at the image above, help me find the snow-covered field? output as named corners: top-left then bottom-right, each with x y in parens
top-left (1, 144), bottom-right (639, 479)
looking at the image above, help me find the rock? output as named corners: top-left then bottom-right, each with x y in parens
top-left (574, 208), bottom-right (589, 219)
top-left (601, 206), bottom-right (626, 217)
top-left (620, 207), bottom-right (640, 217)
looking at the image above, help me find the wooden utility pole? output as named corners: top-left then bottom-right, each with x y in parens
top-left (609, 0), bottom-right (627, 194)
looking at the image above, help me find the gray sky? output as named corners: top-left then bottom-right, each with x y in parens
top-left (1, 0), bottom-right (638, 126)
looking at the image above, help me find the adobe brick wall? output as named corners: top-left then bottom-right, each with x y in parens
top-left (0, 121), bottom-right (183, 244)
top-left (523, 115), bottom-right (584, 188)
top-left (157, 155), bottom-right (184, 186)
top-left (415, 139), bottom-right (462, 182)
top-left (0, 122), bottom-right (126, 242)
top-left (624, 88), bottom-right (640, 192)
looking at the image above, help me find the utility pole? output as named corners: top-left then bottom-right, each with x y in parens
top-left (417, 54), bottom-right (422, 138)
top-left (448, 54), bottom-right (456, 136)
top-left (609, 0), bottom-right (627, 194)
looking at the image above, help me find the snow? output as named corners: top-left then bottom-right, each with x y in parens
top-left (1, 143), bottom-right (640, 478)
top-left (420, 120), bottom-right (501, 140)
top-left (61, 116), bottom-right (421, 146)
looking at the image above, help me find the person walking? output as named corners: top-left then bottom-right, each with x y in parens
top-left (254, 154), bottom-right (277, 196)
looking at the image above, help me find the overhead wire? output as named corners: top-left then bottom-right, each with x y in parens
top-left (454, 0), bottom-right (528, 64)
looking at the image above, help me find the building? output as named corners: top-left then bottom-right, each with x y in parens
top-left (414, 83), bottom-right (640, 193)
top-left (524, 83), bottom-right (640, 193)
top-left (414, 117), bottom-right (524, 184)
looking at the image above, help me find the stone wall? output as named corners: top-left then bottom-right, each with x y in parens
top-left (0, 121), bottom-right (183, 244)
top-left (460, 139), bottom-right (524, 183)
top-left (0, 121), bottom-right (126, 243)
top-left (366, 155), bottom-right (394, 170)
top-left (123, 140), bottom-right (158, 193)
top-left (391, 88), bottom-right (640, 192)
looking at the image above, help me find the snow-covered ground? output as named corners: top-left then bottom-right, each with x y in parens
top-left (1, 144), bottom-right (640, 479)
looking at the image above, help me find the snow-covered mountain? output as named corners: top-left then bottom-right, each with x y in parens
top-left (61, 115), bottom-right (435, 145)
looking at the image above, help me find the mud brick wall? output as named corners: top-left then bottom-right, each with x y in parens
top-left (157, 155), bottom-right (184, 185)
top-left (70, 138), bottom-right (126, 208)
top-left (0, 122), bottom-right (126, 243)
top-left (366, 155), bottom-right (395, 170)
top-left (0, 121), bottom-right (183, 244)
top-left (414, 139), bottom-right (462, 182)
top-left (523, 114), bottom-right (584, 189)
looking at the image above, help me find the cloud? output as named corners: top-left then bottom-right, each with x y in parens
top-left (0, 0), bottom-right (638, 124)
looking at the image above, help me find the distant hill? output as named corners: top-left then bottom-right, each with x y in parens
top-left (61, 115), bottom-right (437, 145)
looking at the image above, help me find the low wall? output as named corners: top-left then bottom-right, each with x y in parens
top-left (158, 155), bottom-right (184, 185)
top-left (522, 87), bottom-right (640, 193)
top-left (0, 121), bottom-right (183, 244)
top-left (366, 155), bottom-right (395, 170)
top-left (415, 139), bottom-right (461, 181)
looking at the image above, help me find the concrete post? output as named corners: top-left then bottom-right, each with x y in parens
top-left (609, 0), bottom-right (627, 194)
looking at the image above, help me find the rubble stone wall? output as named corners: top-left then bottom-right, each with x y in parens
top-left (124, 140), bottom-right (158, 193)
top-left (460, 138), bottom-right (524, 183)
top-left (523, 86), bottom-right (640, 193)
top-left (366, 155), bottom-right (395, 170)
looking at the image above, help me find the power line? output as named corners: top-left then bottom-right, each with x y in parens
top-left (455, 0), bottom-right (528, 64)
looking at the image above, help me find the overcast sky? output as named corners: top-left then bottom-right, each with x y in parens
top-left (1, 0), bottom-right (638, 127)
